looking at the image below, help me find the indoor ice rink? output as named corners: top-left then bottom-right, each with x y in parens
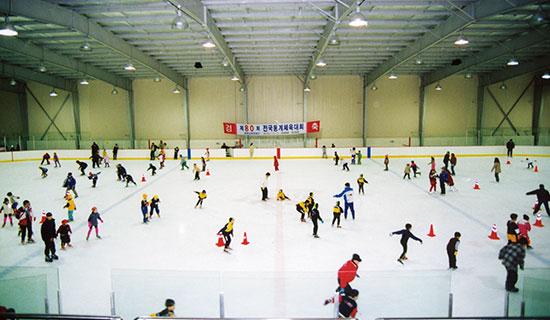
top-left (0, 1), bottom-right (549, 320)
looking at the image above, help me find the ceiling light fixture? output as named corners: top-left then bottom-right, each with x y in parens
top-left (371, 84), bottom-right (378, 91)
top-left (388, 73), bottom-right (398, 80)
top-left (542, 72), bottom-right (550, 80)
top-left (348, 2), bottom-right (368, 28)
top-left (202, 40), bottom-right (216, 48)
top-left (230, 75), bottom-right (240, 81)
top-left (454, 35), bottom-right (469, 46)
top-left (222, 57), bottom-right (229, 67)
top-left (124, 62), bottom-right (136, 71)
top-left (172, 86), bottom-right (181, 94)
top-left (9, 78), bottom-right (16, 86)
top-left (111, 87), bottom-right (118, 95)
top-left (464, 73), bottom-right (473, 79)
top-left (239, 86), bottom-right (245, 92)
top-left (435, 83), bottom-right (442, 91)
top-left (506, 58), bottom-right (519, 66)
top-left (499, 82), bottom-right (507, 90)
top-left (79, 79), bottom-right (89, 85)
top-left (328, 34), bottom-right (340, 46)
top-left (315, 59), bottom-right (327, 67)
top-left (80, 42), bottom-right (92, 52)
top-left (153, 76), bottom-right (161, 82)
top-left (38, 64), bottom-right (47, 73)
top-left (49, 88), bottom-right (58, 97)
top-left (310, 74), bottom-right (317, 80)
top-left (172, 8), bottom-right (188, 30)
top-left (304, 87), bottom-right (311, 92)
top-left (415, 58), bottom-right (422, 65)
top-left (0, 16), bottom-right (18, 37)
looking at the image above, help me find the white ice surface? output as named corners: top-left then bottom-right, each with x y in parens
top-left (0, 156), bottom-right (549, 319)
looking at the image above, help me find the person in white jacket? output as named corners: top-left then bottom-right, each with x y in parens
top-left (261, 172), bottom-right (271, 201)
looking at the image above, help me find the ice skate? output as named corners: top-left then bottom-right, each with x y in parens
top-left (27, 239), bottom-right (35, 244)
top-left (52, 254), bottom-right (59, 260)
top-left (45, 255), bottom-right (53, 263)
top-left (397, 259), bottom-right (404, 265)
top-left (313, 234), bottom-right (319, 238)
top-left (96, 235), bottom-right (102, 239)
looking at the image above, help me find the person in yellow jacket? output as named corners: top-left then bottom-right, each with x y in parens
top-left (357, 174), bottom-right (369, 195)
top-left (218, 218), bottom-right (234, 253)
top-left (332, 201), bottom-right (343, 228)
top-left (296, 200), bottom-right (310, 222)
top-left (194, 190), bottom-right (207, 208)
top-left (150, 299), bottom-right (175, 317)
top-left (276, 189), bottom-right (290, 201)
top-left (63, 193), bottom-right (76, 222)
top-left (306, 192), bottom-right (315, 213)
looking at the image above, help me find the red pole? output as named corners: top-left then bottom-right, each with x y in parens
top-left (276, 147), bottom-right (281, 159)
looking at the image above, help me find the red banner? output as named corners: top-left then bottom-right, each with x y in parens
top-left (306, 120), bottom-right (320, 133)
top-left (223, 122), bottom-right (237, 134)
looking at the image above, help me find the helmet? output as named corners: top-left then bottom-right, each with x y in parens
top-left (142, 194), bottom-right (147, 199)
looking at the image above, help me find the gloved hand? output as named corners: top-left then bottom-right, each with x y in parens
top-left (419, 240), bottom-right (423, 244)
top-left (389, 233), bottom-right (393, 237)
top-left (454, 251), bottom-right (458, 256)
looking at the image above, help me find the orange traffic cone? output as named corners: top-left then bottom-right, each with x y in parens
top-left (206, 169), bottom-right (211, 176)
top-left (473, 179), bottom-right (480, 190)
top-left (216, 234), bottom-right (225, 247)
top-left (488, 224), bottom-right (500, 240)
top-left (141, 174), bottom-right (146, 182)
top-left (241, 232), bottom-right (250, 245)
top-left (427, 224), bottom-right (436, 237)
top-left (534, 165), bottom-right (539, 173)
top-left (506, 160), bottom-right (511, 165)
top-left (534, 213), bottom-right (544, 228)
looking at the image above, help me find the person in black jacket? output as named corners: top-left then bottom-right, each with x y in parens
top-left (391, 223), bottom-right (423, 264)
top-left (527, 184), bottom-right (550, 216)
top-left (112, 144), bottom-right (119, 160)
top-left (125, 174), bottom-right (137, 187)
top-left (116, 164), bottom-right (127, 181)
top-left (87, 171), bottom-right (100, 188)
top-left (90, 153), bottom-right (102, 169)
top-left (76, 160), bottom-right (88, 176)
top-left (507, 213), bottom-right (519, 244)
top-left (334, 151), bottom-right (340, 166)
top-left (150, 299), bottom-right (175, 318)
top-left (443, 151), bottom-right (450, 170)
top-left (506, 139), bottom-right (515, 157)
top-left (339, 289), bottom-right (359, 318)
top-left (310, 203), bottom-right (324, 238)
top-left (446, 232), bottom-right (461, 269)
top-left (40, 212), bottom-right (58, 263)
top-left (147, 163), bottom-right (157, 176)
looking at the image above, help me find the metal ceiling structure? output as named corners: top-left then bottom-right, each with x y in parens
top-left (0, 0), bottom-right (548, 90)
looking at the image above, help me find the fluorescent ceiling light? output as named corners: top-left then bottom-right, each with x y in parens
top-left (348, 4), bottom-right (368, 28)
top-left (49, 88), bottom-right (58, 97)
top-left (202, 40), bottom-right (216, 48)
top-left (230, 75), bottom-right (240, 81)
top-left (79, 79), bottom-right (89, 85)
top-left (388, 73), bottom-right (398, 80)
top-left (0, 16), bottom-right (18, 37)
top-left (124, 62), bottom-right (136, 71)
top-left (315, 59), bottom-right (326, 67)
top-left (506, 58), bottom-right (519, 66)
top-left (454, 35), bottom-right (469, 46)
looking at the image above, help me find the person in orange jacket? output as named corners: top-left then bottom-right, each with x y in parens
top-left (337, 253), bottom-right (362, 296)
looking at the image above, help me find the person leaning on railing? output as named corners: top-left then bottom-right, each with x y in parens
top-left (150, 299), bottom-right (175, 318)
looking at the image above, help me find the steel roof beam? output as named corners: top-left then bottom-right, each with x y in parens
top-left (423, 29), bottom-right (550, 86)
top-left (366, 0), bottom-right (538, 85)
top-left (0, 61), bottom-right (76, 92)
top-left (0, 0), bottom-right (184, 86)
top-left (479, 55), bottom-right (550, 87)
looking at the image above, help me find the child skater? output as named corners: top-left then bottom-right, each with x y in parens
top-left (64, 193), bottom-right (76, 222)
top-left (1, 198), bottom-right (13, 227)
top-left (411, 161), bottom-right (421, 177)
top-left (525, 158), bottom-right (534, 169)
top-left (296, 200), bottom-right (310, 222)
top-left (87, 171), bottom-right (100, 188)
top-left (76, 160), bottom-right (88, 176)
top-left (446, 168), bottom-right (457, 192)
top-left (194, 190), bottom-right (207, 209)
top-left (357, 174), bottom-right (368, 195)
top-left (205, 148), bottom-right (210, 161)
top-left (193, 163), bottom-right (201, 181)
top-left (218, 217), bottom-right (234, 253)
top-left (39, 166), bottom-right (48, 178)
top-left (273, 156), bottom-right (279, 171)
top-left (403, 163), bottom-right (411, 179)
top-left (180, 156), bottom-right (189, 170)
top-left (53, 152), bottom-right (61, 167)
top-left (149, 195), bottom-right (161, 218)
top-left (384, 155), bottom-right (389, 171)
top-left (518, 214), bottom-right (532, 249)
top-left (103, 153), bottom-right (110, 168)
top-left (125, 174), bottom-right (137, 187)
top-left (147, 163), bottom-right (157, 176)
top-left (159, 151), bottom-right (166, 169)
top-left (310, 203), bottom-right (324, 238)
top-left (141, 194), bottom-right (149, 223)
top-left (7, 192), bottom-right (20, 211)
top-left (429, 169), bottom-right (438, 193)
top-left (446, 232), bottom-right (461, 269)
top-left (276, 189), bottom-right (290, 201)
top-left (201, 157), bottom-right (207, 172)
top-left (342, 161), bottom-right (350, 172)
top-left (334, 151), bottom-right (340, 166)
top-left (350, 147), bottom-right (356, 165)
top-left (41, 152), bottom-right (51, 165)
top-left (391, 223), bottom-right (423, 264)
top-left (428, 156), bottom-right (436, 171)
top-left (57, 219), bottom-right (72, 249)
top-left (86, 207), bottom-right (103, 240)
top-left (331, 201), bottom-right (343, 228)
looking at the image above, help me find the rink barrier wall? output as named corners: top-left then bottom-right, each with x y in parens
top-left (0, 146), bottom-right (549, 163)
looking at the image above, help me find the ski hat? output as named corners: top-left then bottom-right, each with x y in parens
top-left (352, 253), bottom-right (362, 262)
top-left (62, 219), bottom-right (69, 225)
top-left (46, 212), bottom-right (52, 217)
top-left (165, 299), bottom-right (175, 307)
top-left (142, 194), bottom-right (148, 199)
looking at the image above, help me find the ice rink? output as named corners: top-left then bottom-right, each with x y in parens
top-left (1, 154), bottom-right (549, 319)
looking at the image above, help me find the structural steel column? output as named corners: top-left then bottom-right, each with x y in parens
top-left (243, 82), bottom-right (249, 147)
top-left (418, 77), bottom-right (426, 146)
top-left (127, 83), bottom-right (136, 149)
top-left (303, 88), bottom-right (308, 147)
top-left (71, 89), bottom-right (81, 149)
top-left (17, 87), bottom-right (29, 150)
top-left (183, 78), bottom-right (191, 149)
top-left (476, 82), bottom-right (485, 146)
top-left (362, 75), bottom-right (368, 147)
top-left (532, 76), bottom-right (543, 146)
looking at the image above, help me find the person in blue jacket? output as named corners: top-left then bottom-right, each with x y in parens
top-left (63, 172), bottom-right (78, 198)
top-left (439, 167), bottom-right (448, 195)
top-left (391, 223), bottom-right (423, 264)
top-left (334, 183), bottom-right (355, 220)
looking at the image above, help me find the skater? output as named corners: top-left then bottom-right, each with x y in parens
top-left (112, 144), bottom-right (119, 160)
top-left (91, 142), bottom-right (100, 158)
top-left (90, 153), bottom-right (102, 169)
top-left (491, 158), bottom-right (501, 183)
top-left (125, 174), bottom-right (137, 187)
top-left (506, 139), bottom-right (515, 158)
top-left (151, 299), bottom-right (176, 318)
top-left (147, 163), bottom-right (157, 176)
top-left (526, 184), bottom-right (550, 216)
top-left (158, 151), bottom-right (166, 169)
top-left (322, 145), bottom-right (327, 159)
top-left (429, 169), bottom-right (438, 193)
top-left (40, 152), bottom-right (51, 165)
top-left (17, 200), bottom-right (35, 244)
top-left (40, 212), bottom-right (58, 263)
top-left (87, 171), bottom-right (100, 188)
top-left (296, 200), bottom-right (309, 222)
top-left (411, 161), bottom-right (421, 177)
top-left (63, 173), bottom-right (78, 198)
top-left (439, 167), bottom-right (448, 195)
top-left (218, 217), bottom-right (234, 253)
top-left (141, 194), bottom-right (149, 223)
top-left (201, 157), bottom-right (207, 172)
top-left (334, 151), bottom-right (340, 166)
top-left (384, 154), bottom-right (389, 171)
top-left (306, 192), bottom-right (316, 212)
top-left (39, 166), bottom-right (48, 178)
top-left (103, 152), bottom-right (110, 168)
top-left (149, 195), bottom-right (161, 218)
top-left (518, 214), bottom-right (532, 249)
top-left (498, 237), bottom-right (527, 292)
top-left (260, 172), bottom-right (271, 201)
top-left (357, 174), bottom-right (368, 195)
top-left (76, 160), bottom-right (88, 176)
top-left (53, 152), bottom-right (61, 167)
top-left (310, 203), bottom-right (323, 238)
top-left (204, 148), bottom-right (210, 161)
top-left (526, 158), bottom-right (534, 169)
top-left (116, 164), bottom-right (127, 181)
top-left (273, 156), bottom-right (279, 172)
top-left (507, 213), bottom-right (519, 244)
top-left (174, 146), bottom-right (180, 160)
top-left (338, 289), bottom-right (359, 319)
top-left (276, 189), bottom-right (290, 201)
top-left (180, 156), bottom-right (189, 170)
top-left (1, 198), bottom-right (13, 227)
top-left (7, 192), bottom-right (20, 210)
top-left (443, 151), bottom-right (451, 170)
top-left (334, 183), bottom-right (355, 220)
top-left (332, 201), bottom-right (343, 228)
top-left (249, 142), bottom-right (255, 158)
top-left (57, 219), bottom-right (72, 250)
top-left (149, 144), bottom-right (156, 161)
top-left (86, 207), bottom-right (103, 240)
top-left (193, 163), bottom-right (201, 181)
top-left (194, 190), bottom-right (207, 208)
top-left (342, 161), bottom-right (350, 172)
top-left (429, 156), bottom-right (436, 171)
top-left (450, 153), bottom-right (457, 176)
top-left (446, 168), bottom-right (457, 192)
top-left (350, 147), bottom-right (356, 165)
top-left (446, 232), bottom-right (461, 269)
top-left (63, 193), bottom-right (76, 222)
top-left (403, 163), bottom-right (411, 180)
top-left (391, 223), bottom-right (423, 264)
top-left (357, 150), bottom-right (363, 165)
top-left (337, 254), bottom-right (361, 295)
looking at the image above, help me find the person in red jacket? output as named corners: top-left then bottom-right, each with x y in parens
top-left (337, 254), bottom-right (361, 295)
top-left (273, 156), bottom-right (279, 171)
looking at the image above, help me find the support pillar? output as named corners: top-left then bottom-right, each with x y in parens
top-left (418, 77), bottom-right (426, 147)
top-left (183, 78), bottom-right (191, 150)
top-left (476, 82), bottom-right (485, 146)
top-left (127, 82), bottom-right (136, 149)
top-left (533, 76), bottom-right (543, 146)
top-left (243, 81), bottom-right (249, 147)
top-left (362, 75), bottom-right (368, 147)
top-left (303, 87), bottom-right (308, 148)
top-left (17, 87), bottom-right (29, 150)
top-left (71, 89), bottom-right (81, 149)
